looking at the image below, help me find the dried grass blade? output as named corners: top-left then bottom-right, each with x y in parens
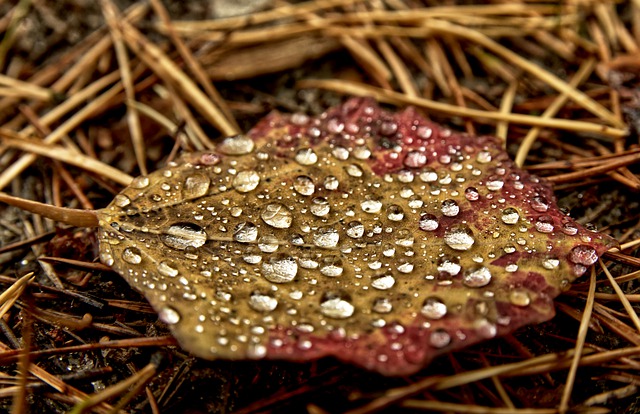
top-left (0, 273), bottom-right (34, 320)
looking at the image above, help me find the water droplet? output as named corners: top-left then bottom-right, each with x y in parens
top-left (294, 175), bottom-right (315, 196)
top-left (421, 297), bottom-right (447, 319)
top-left (437, 256), bottom-right (461, 275)
top-left (313, 226), bottom-right (340, 248)
top-left (345, 164), bottom-right (364, 177)
top-left (233, 221), bottom-right (258, 243)
top-left (501, 207), bottom-right (520, 225)
top-left (429, 329), bottom-right (451, 348)
top-left (261, 203), bottom-right (293, 229)
top-left (372, 274), bottom-right (395, 290)
top-left (324, 175), bottom-right (339, 190)
top-left (397, 260), bottom-right (414, 273)
top-left (542, 257), bottom-right (560, 269)
top-left (320, 256), bottom-right (344, 277)
top-left (568, 245), bottom-right (598, 266)
top-left (509, 290), bottom-right (531, 307)
top-left (183, 174), bottom-right (211, 198)
top-left (320, 292), bottom-right (355, 319)
top-left (562, 222), bottom-right (579, 235)
top-left (441, 199), bottom-right (459, 217)
top-left (419, 214), bottom-right (439, 231)
top-left (531, 195), bottom-right (549, 212)
top-left (477, 151), bottom-right (492, 164)
top-left (463, 266), bottom-right (492, 287)
top-left (158, 306), bottom-right (181, 325)
top-left (262, 254), bottom-right (298, 283)
top-left (486, 177), bottom-right (504, 191)
top-left (332, 146), bottom-right (349, 160)
top-left (162, 223), bottom-right (207, 250)
top-left (535, 215), bottom-right (555, 233)
top-left (419, 168), bottom-right (438, 182)
top-left (248, 292), bottom-right (278, 312)
top-left (465, 187), bottom-right (479, 201)
top-left (218, 135), bottom-right (255, 155)
top-left (417, 125), bottom-right (432, 138)
top-left (346, 221), bottom-right (365, 238)
top-left (444, 225), bottom-right (475, 251)
top-left (310, 197), bottom-right (330, 217)
top-left (372, 297), bottom-right (393, 313)
top-left (404, 150), bottom-right (427, 168)
top-left (233, 171), bottom-right (260, 193)
top-left (295, 148), bottom-right (318, 165)
top-left (379, 120), bottom-right (398, 136)
top-left (131, 176), bottom-right (149, 189)
top-left (361, 198), bottom-right (383, 213)
top-left (387, 204), bottom-right (404, 221)
top-left (353, 146), bottom-right (371, 159)
top-left (114, 194), bottom-right (131, 207)
top-left (122, 247), bottom-right (142, 264)
top-left (258, 235), bottom-right (279, 252)
top-left (158, 261), bottom-right (179, 277)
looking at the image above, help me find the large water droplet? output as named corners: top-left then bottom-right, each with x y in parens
top-left (444, 225), bottom-right (475, 251)
top-left (310, 197), bottom-right (330, 217)
top-left (531, 195), bottom-right (549, 212)
top-left (261, 203), bottom-right (293, 229)
top-left (463, 266), bottom-right (492, 287)
top-left (441, 199), bottom-right (459, 217)
top-left (313, 226), bottom-right (340, 248)
top-left (386, 204), bottom-right (404, 221)
top-left (162, 223), bottom-right (207, 250)
top-left (122, 247), bottom-right (142, 264)
top-left (320, 292), bottom-right (355, 319)
top-left (233, 221), bottom-right (258, 243)
top-left (371, 274), bottom-right (395, 290)
top-left (158, 261), bottom-right (179, 277)
top-left (419, 214), bottom-right (439, 231)
top-left (320, 256), bottom-right (344, 277)
top-left (158, 306), bottom-right (181, 325)
top-left (535, 215), bottom-right (555, 233)
top-left (183, 174), bottom-right (211, 198)
top-left (361, 197), bottom-right (383, 213)
top-left (421, 297), bottom-right (447, 319)
top-left (218, 135), bottom-right (255, 155)
top-left (437, 256), bottom-right (461, 275)
top-left (346, 221), bottom-right (365, 238)
top-left (295, 148), bottom-right (318, 165)
top-left (248, 292), bottom-right (278, 312)
top-left (501, 207), bottom-right (520, 225)
top-left (294, 175), bottom-right (315, 196)
top-left (233, 171), bottom-right (261, 193)
top-left (465, 187), bottom-right (479, 201)
top-left (262, 254), bottom-right (298, 283)
top-left (568, 245), bottom-right (598, 266)
top-left (404, 150), bottom-right (427, 168)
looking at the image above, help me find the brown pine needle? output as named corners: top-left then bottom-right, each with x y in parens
top-left (0, 192), bottom-right (99, 228)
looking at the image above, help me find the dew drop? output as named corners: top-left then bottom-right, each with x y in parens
top-left (421, 297), bottom-right (447, 319)
top-left (463, 266), bottom-right (492, 287)
top-left (346, 221), bottom-right (365, 238)
top-left (386, 204), bottom-right (404, 221)
top-left (509, 290), bottom-right (531, 307)
top-left (113, 194), bottom-right (131, 208)
top-left (372, 297), bottom-right (393, 314)
top-left (122, 247), bottom-right (142, 264)
top-left (535, 215), bottom-right (555, 233)
top-left (332, 146), bottom-right (349, 160)
top-left (262, 254), bottom-right (298, 283)
top-left (476, 151), bottom-right (492, 164)
top-left (542, 257), bottom-right (560, 269)
top-left (403, 150), bottom-right (427, 168)
top-left (429, 329), bottom-right (451, 348)
top-left (320, 292), bottom-right (355, 319)
top-left (486, 177), bottom-right (504, 191)
top-left (531, 195), bottom-right (549, 212)
top-left (218, 135), bottom-right (255, 155)
top-left (158, 306), bottom-right (181, 325)
top-left (131, 176), bottom-right (149, 189)
top-left (371, 274), bottom-right (395, 290)
top-left (320, 256), bottom-right (344, 277)
top-left (441, 199), bottom-right (459, 217)
top-left (158, 261), bottom-right (179, 278)
top-left (419, 214), bottom-right (439, 231)
top-left (261, 203), bottom-right (293, 229)
top-left (294, 175), bottom-right (315, 196)
top-left (295, 148), bottom-right (318, 165)
top-left (183, 174), bottom-right (211, 198)
top-left (501, 207), bottom-right (520, 225)
top-left (313, 226), bottom-right (340, 248)
top-left (258, 235), bottom-right (279, 253)
top-left (324, 176), bottom-right (339, 190)
top-left (361, 198), bottom-right (383, 213)
top-left (346, 164), bottom-right (364, 177)
top-left (444, 225), bottom-right (475, 251)
top-left (310, 197), bottom-right (330, 217)
top-left (162, 223), bottom-right (207, 250)
top-left (465, 187), bottom-right (479, 201)
top-left (248, 292), bottom-right (278, 312)
top-left (437, 256), bottom-right (461, 276)
top-left (233, 221), bottom-right (259, 243)
top-left (568, 245), bottom-right (598, 266)
top-left (233, 171), bottom-right (261, 193)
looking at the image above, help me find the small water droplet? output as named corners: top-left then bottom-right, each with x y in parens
top-left (158, 261), bottom-right (179, 277)
top-left (465, 187), bottom-right (479, 201)
top-left (371, 274), bottom-right (395, 290)
top-left (476, 151), bottom-right (492, 164)
top-left (320, 292), bottom-right (355, 319)
top-left (122, 247), bottom-right (142, 264)
top-left (233, 221), bottom-right (259, 243)
top-left (509, 290), bottom-right (531, 307)
top-left (535, 215), bottom-right (555, 233)
top-left (295, 148), bottom-right (318, 165)
top-left (419, 214), bottom-right (439, 231)
top-left (159, 306), bottom-right (181, 325)
top-left (262, 254), bottom-right (298, 283)
top-left (372, 297), bottom-right (393, 313)
top-left (233, 171), bottom-right (261, 193)
top-left (386, 204), bottom-right (404, 221)
top-left (320, 256), bottom-right (344, 277)
top-left (361, 198), bottom-right (383, 213)
top-left (332, 146), bottom-right (349, 160)
top-left (568, 245), bottom-right (598, 266)
top-left (162, 223), bottom-right (207, 250)
top-left (437, 256), bottom-right (461, 275)
top-left (441, 199), bottom-right (459, 217)
top-left (353, 146), bottom-right (371, 159)
top-left (501, 207), bottom-right (520, 225)
top-left (183, 174), bottom-right (211, 198)
top-left (310, 197), bottom-right (330, 217)
top-left (313, 226), bottom-right (340, 248)
top-left (131, 176), bottom-right (149, 189)
top-left (429, 329), bottom-right (451, 348)
top-left (463, 266), bottom-right (492, 287)
top-left (531, 195), bottom-right (549, 212)
top-left (444, 225), bottom-right (475, 251)
top-left (345, 164), bottom-right (364, 177)
top-left (258, 235), bottom-right (279, 252)
top-left (218, 135), bottom-right (255, 155)
top-left (114, 194), bottom-right (131, 207)
top-left (404, 150), bottom-right (427, 168)
top-left (486, 177), bottom-right (504, 191)
top-left (294, 175), bottom-right (315, 196)
top-left (542, 257), bottom-right (560, 269)
top-left (248, 292), bottom-right (278, 312)
top-left (261, 203), bottom-right (293, 229)
top-left (562, 222), bottom-right (579, 235)
top-left (421, 297), bottom-right (447, 319)
top-left (346, 221), bottom-right (365, 238)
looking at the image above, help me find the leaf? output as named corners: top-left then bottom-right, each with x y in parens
top-left (96, 98), bottom-right (615, 376)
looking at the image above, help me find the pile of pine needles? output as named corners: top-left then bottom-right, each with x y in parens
top-left (0, 0), bottom-right (640, 413)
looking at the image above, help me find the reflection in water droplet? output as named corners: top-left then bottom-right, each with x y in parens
top-left (131, 176), bottom-right (149, 189)
top-left (183, 174), bottom-right (211, 198)
top-left (261, 203), bottom-right (293, 229)
top-left (465, 187), bottom-right (479, 201)
top-left (345, 164), bottom-right (364, 177)
top-left (404, 150), bottom-right (427, 168)
top-left (258, 235), bottom-right (279, 252)
top-left (535, 215), bottom-right (555, 233)
top-left (437, 257), bottom-right (461, 275)
top-left (218, 135), bottom-right (255, 155)
top-left (233, 171), bottom-right (261, 193)
top-left (429, 329), bottom-right (451, 348)
top-left (419, 214), bottom-right (439, 231)
top-left (501, 207), bottom-right (520, 224)
top-left (122, 247), bottom-right (142, 264)
top-left (295, 148), bottom-right (318, 165)
top-left (477, 151), bottom-right (492, 164)
top-left (463, 266), bottom-right (492, 287)
top-left (233, 222), bottom-right (259, 243)
top-left (248, 292), bottom-right (278, 312)
top-left (262, 255), bottom-right (298, 283)
top-left (159, 306), bottom-right (181, 325)
top-left (421, 297), bottom-right (447, 319)
top-left (444, 225), bottom-right (475, 251)
top-left (324, 175), bottom-right (339, 190)
top-left (162, 223), bottom-right (207, 250)
top-left (542, 258), bottom-right (560, 269)
top-left (531, 196), bottom-right (549, 212)
top-left (320, 292), bottom-right (355, 319)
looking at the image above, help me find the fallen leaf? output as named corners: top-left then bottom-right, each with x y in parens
top-left (97, 98), bottom-right (615, 375)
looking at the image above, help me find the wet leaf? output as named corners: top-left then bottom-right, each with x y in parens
top-left (96, 98), bottom-right (615, 375)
